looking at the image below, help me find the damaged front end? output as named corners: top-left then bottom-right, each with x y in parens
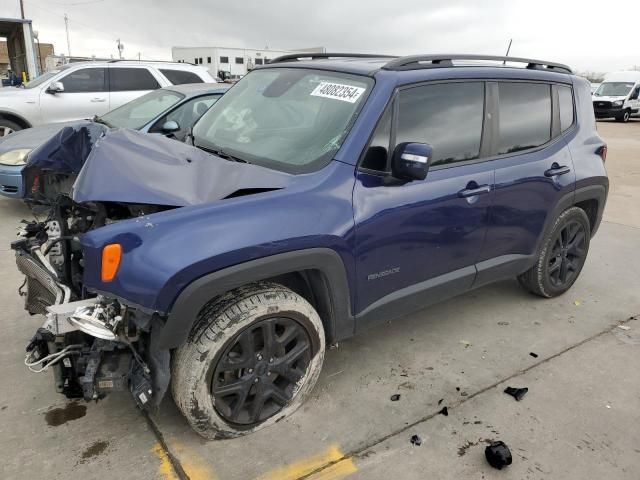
top-left (13, 199), bottom-right (170, 410)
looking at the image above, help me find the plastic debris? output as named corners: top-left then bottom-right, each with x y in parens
top-left (529, 352), bottom-right (539, 358)
top-left (410, 434), bottom-right (422, 446)
top-left (390, 394), bottom-right (401, 402)
top-left (618, 325), bottom-right (631, 331)
top-left (438, 406), bottom-right (449, 416)
top-left (574, 300), bottom-right (581, 306)
top-left (485, 441), bottom-right (512, 470)
top-left (504, 387), bottom-right (528, 401)
top-left (460, 340), bottom-right (472, 348)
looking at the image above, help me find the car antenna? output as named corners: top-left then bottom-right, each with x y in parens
top-left (503, 39), bottom-right (513, 65)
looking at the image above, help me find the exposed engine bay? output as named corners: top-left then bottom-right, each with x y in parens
top-left (13, 192), bottom-right (171, 409)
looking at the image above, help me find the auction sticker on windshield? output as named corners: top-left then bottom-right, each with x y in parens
top-left (311, 82), bottom-right (366, 103)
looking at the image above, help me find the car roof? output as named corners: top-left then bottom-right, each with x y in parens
top-left (166, 83), bottom-right (230, 96)
top-left (258, 53), bottom-right (574, 81)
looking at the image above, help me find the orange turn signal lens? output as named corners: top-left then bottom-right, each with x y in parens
top-left (101, 243), bottom-right (122, 282)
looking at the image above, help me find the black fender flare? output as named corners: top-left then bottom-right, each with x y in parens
top-left (535, 184), bottom-right (608, 256)
top-left (157, 248), bottom-right (353, 349)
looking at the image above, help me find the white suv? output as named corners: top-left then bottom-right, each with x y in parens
top-left (0, 61), bottom-right (215, 136)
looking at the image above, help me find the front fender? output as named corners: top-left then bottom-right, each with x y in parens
top-left (157, 248), bottom-right (353, 349)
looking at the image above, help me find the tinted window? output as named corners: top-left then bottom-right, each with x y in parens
top-left (255, 58), bottom-right (263, 65)
top-left (361, 104), bottom-right (392, 171)
top-left (235, 57), bottom-right (244, 64)
top-left (220, 56), bottom-right (229, 64)
top-left (498, 83), bottom-right (551, 154)
top-left (110, 68), bottom-right (160, 91)
top-left (207, 57), bottom-right (211, 64)
top-left (60, 68), bottom-right (107, 93)
top-left (397, 82), bottom-right (485, 167)
top-left (558, 85), bottom-right (574, 132)
top-left (160, 69), bottom-right (203, 85)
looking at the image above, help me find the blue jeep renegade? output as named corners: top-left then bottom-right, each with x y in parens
top-left (14, 54), bottom-right (608, 439)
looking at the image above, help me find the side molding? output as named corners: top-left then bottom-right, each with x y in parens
top-left (157, 248), bottom-right (353, 349)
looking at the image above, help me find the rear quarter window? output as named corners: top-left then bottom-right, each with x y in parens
top-left (497, 82), bottom-right (551, 154)
top-left (160, 69), bottom-right (204, 85)
top-left (558, 85), bottom-right (574, 132)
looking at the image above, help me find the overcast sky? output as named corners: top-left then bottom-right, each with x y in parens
top-left (1, 0), bottom-right (638, 73)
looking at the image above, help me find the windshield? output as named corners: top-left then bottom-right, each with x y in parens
top-left (101, 89), bottom-right (184, 129)
top-left (594, 82), bottom-right (635, 97)
top-left (192, 68), bottom-right (373, 173)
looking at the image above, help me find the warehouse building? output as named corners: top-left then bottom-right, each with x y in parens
top-left (172, 46), bottom-right (325, 80)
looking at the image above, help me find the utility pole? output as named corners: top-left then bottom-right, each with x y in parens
top-left (116, 39), bottom-right (124, 59)
top-left (64, 14), bottom-right (72, 57)
top-left (19, 0), bottom-right (25, 19)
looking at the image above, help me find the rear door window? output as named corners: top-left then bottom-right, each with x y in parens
top-left (497, 82), bottom-right (551, 154)
top-left (160, 69), bottom-right (203, 85)
top-left (109, 68), bottom-right (160, 91)
top-left (59, 68), bottom-right (107, 93)
top-left (396, 82), bottom-right (485, 167)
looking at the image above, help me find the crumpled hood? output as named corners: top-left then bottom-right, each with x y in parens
top-left (0, 120), bottom-right (97, 155)
top-left (72, 128), bottom-right (293, 207)
top-left (25, 121), bottom-right (108, 175)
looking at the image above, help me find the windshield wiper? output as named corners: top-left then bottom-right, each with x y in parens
top-left (195, 144), bottom-right (248, 163)
top-left (92, 115), bottom-right (112, 128)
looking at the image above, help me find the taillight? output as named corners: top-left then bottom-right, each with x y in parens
top-left (596, 145), bottom-right (607, 163)
top-left (101, 243), bottom-right (122, 282)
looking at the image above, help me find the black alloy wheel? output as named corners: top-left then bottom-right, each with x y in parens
top-left (211, 316), bottom-right (312, 425)
top-left (546, 220), bottom-right (587, 288)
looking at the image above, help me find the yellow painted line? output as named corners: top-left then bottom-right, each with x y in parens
top-left (171, 439), bottom-right (219, 480)
top-left (258, 444), bottom-right (357, 480)
top-left (152, 442), bottom-right (179, 480)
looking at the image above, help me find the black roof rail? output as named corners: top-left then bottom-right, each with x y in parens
top-left (268, 52), bottom-right (397, 64)
top-left (383, 54), bottom-right (572, 74)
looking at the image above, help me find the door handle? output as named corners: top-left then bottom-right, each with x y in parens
top-left (90, 98), bottom-right (106, 103)
top-left (544, 164), bottom-right (571, 177)
top-left (458, 184), bottom-right (491, 198)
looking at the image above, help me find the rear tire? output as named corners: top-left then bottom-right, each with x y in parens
top-left (0, 118), bottom-right (22, 137)
top-left (171, 282), bottom-right (325, 439)
top-left (518, 207), bottom-right (591, 298)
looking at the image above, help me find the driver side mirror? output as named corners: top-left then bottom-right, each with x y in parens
top-left (391, 142), bottom-right (432, 181)
top-left (161, 120), bottom-right (180, 133)
top-left (631, 90), bottom-right (640, 100)
top-left (46, 81), bottom-right (64, 94)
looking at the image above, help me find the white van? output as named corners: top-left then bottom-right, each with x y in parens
top-left (592, 71), bottom-right (640, 122)
top-left (0, 61), bottom-right (216, 136)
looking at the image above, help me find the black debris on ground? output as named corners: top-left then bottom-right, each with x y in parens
top-left (485, 441), bottom-right (513, 470)
top-left (456, 387), bottom-right (461, 392)
top-left (438, 406), bottom-right (449, 416)
top-left (438, 398), bottom-right (444, 405)
top-left (410, 434), bottom-right (422, 446)
top-left (529, 352), bottom-right (539, 358)
top-left (504, 387), bottom-right (528, 401)
top-left (390, 394), bottom-right (401, 401)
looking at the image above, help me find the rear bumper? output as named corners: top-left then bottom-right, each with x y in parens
top-left (0, 165), bottom-right (25, 198)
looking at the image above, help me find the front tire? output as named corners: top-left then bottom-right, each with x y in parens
top-left (518, 207), bottom-right (591, 298)
top-left (615, 110), bottom-right (630, 123)
top-left (171, 282), bottom-right (325, 439)
top-left (0, 118), bottom-right (22, 137)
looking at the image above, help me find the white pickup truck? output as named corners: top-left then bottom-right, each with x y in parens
top-left (0, 60), bottom-right (215, 136)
